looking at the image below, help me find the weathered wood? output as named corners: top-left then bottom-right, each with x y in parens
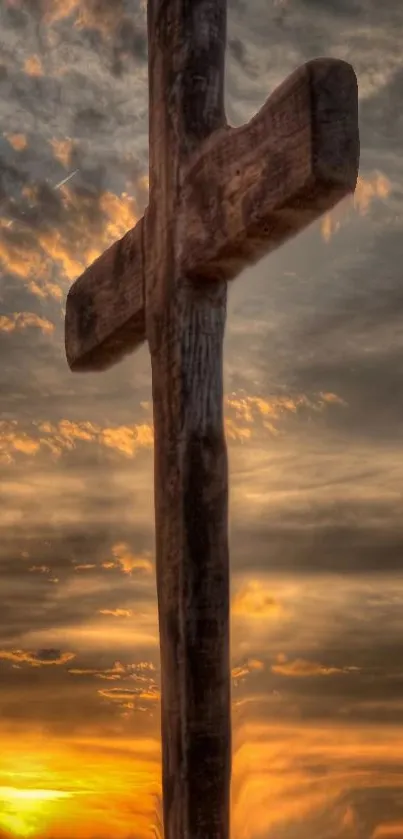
top-left (146, 2), bottom-right (230, 837)
top-left (65, 58), bottom-right (358, 373)
top-left (180, 57), bottom-right (359, 281)
top-left (65, 218), bottom-right (145, 372)
top-left (64, 1), bottom-right (360, 837)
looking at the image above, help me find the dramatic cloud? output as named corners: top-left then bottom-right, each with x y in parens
top-left (0, 648), bottom-right (75, 667)
top-left (0, 311), bottom-right (55, 334)
top-left (271, 655), bottom-right (359, 678)
top-left (1, 0), bottom-right (403, 837)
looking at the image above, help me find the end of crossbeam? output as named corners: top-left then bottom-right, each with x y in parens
top-left (180, 57), bottom-right (360, 282)
top-left (65, 219), bottom-right (146, 373)
top-left (308, 57), bottom-right (359, 197)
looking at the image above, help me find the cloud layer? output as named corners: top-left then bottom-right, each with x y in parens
top-left (1, 0), bottom-right (403, 837)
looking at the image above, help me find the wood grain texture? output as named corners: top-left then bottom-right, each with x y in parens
top-left (180, 57), bottom-right (359, 281)
top-left (65, 218), bottom-right (145, 371)
top-left (146, 2), bottom-right (231, 837)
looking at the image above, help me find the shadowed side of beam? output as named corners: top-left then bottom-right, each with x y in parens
top-left (65, 217), bottom-right (145, 372)
top-left (180, 57), bottom-right (360, 281)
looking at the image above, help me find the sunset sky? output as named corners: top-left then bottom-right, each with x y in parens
top-left (1, 0), bottom-right (403, 837)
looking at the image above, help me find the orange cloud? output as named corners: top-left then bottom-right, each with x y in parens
top-left (225, 417), bottom-right (252, 442)
top-left (0, 312), bottom-right (54, 335)
top-left (37, 228), bottom-right (86, 282)
top-left (0, 187), bottom-right (140, 300)
top-left (69, 659), bottom-right (156, 682)
top-left (271, 654), bottom-right (359, 678)
top-left (0, 418), bottom-right (154, 463)
top-left (74, 563), bottom-right (97, 571)
top-left (62, 188), bottom-right (138, 264)
top-left (0, 233), bottom-right (62, 299)
top-left (321, 171), bottom-right (391, 242)
top-left (42, 0), bottom-right (131, 40)
top-left (98, 686), bottom-right (160, 703)
top-left (98, 192), bottom-right (138, 241)
top-left (232, 658), bottom-right (264, 683)
top-left (4, 132), bottom-right (27, 151)
top-left (105, 543), bottom-right (153, 575)
top-left (69, 660), bottom-right (127, 681)
top-left (98, 677), bottom-right (160, 716)
top-left (355, 172), bottom-right (391, 214)
top-left (0, 422), bottom-right (41, 463)
top-left (225, 391), bottom-right (345, 437)
top-left (100, 424), bottom-right (154, 456)
top-left (42, 418), bottom-right (98, 440)
top-left (0, 649), bottom-right (75, 667)
top-left (24, 55), bottom-right (44, 76)
top-left (75, 2), bottom-right (124, 40)
top-left (69, 657), bottom-right (159, 713)
top-left (50, 137), bottom-right (74, 168)
top-left (43, 0), bottom-right (79, 24)
top-left (0, 387), bottom-right (344, 465)
top-left (232, 580), bottom-right (284, 619)
top-left (99, 608), bottom-right (133, 618)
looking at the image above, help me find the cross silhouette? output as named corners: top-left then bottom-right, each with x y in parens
top-left (65, 2), bottom-right (359, 837)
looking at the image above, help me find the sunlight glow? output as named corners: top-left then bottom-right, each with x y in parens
top-left (0, 785), bottom-right (72, 837)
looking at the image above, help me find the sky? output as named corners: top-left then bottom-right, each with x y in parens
top-left (0, 0), bottom-right (402, 837)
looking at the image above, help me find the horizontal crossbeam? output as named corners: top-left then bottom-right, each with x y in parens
top-left (65, 57), bottom-right (359, 373)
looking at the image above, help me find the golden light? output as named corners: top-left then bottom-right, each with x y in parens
top-left (0, 785), bottom-right (72, 837)
top-left (232, 580), bottom-right (284, 619)
top-left (24, 55), bottom-right (44, 77)
top-left (0, 735), bottom-right (161, 839)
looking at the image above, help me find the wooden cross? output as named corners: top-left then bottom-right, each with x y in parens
top-left (65, 1), bottom-right (359, 837)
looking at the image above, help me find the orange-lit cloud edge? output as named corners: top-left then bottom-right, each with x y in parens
top-left (0, 122), bottom-right (390, 306)
top-left (0, 390), bottom-right (345, 464)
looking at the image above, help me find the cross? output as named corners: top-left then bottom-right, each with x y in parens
top-left (65, 1), bottom-right (359, 837)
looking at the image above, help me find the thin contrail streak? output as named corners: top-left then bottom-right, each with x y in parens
top-left (54, 169), bottom-right (79, 190)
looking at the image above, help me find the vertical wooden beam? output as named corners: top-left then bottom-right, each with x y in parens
top-left (145, 1), bottom-right (231, 837)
